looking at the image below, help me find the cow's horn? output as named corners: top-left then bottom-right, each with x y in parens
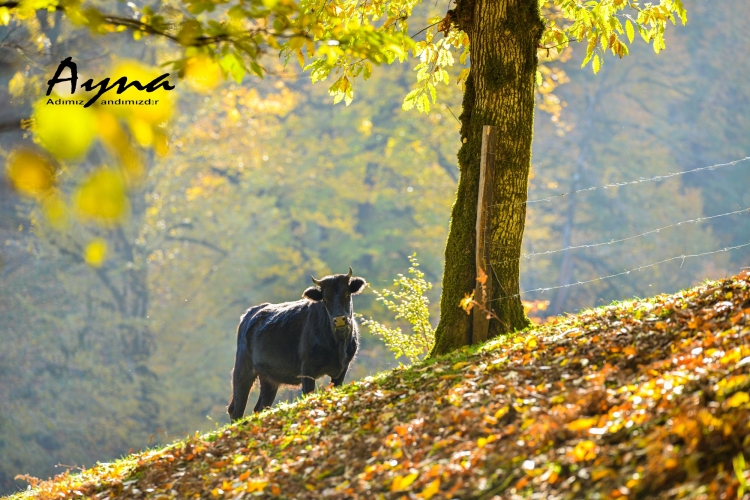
top-left (347, 267), bottom-right (353, 279)
top-left (311, 275), bottom-right (323, 286)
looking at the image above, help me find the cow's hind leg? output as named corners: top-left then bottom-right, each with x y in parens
top-left (228, 354), bottom-right (257, 422)
top-left (253, 378), bottom-right (279, 412)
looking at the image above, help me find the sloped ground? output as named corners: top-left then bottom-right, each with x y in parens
top-left (9, 272), bottom-right (750, 500)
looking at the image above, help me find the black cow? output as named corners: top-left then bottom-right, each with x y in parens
top-left (227, 268), bottom-right (366, 421)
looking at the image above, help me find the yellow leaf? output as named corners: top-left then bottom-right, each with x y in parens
top-left (400, 473), bottom-right (419, 489)
top-left (720, 349), bottom-right (741, 365)
top-left (289, 36), bottom-right (306, 50)
top-left (452, 361), bottom-right (469, 370)
top-left (108, 60), bottom-right (174, 124)
top-left (6, 149), bottom-right (55, 197)
top-left (390, 475), bottom-right (403, 492)
top-left (570, 440), bottom-right (598, 462)
top-left (0, 7), bottom-right (9, 25)
top-left (8, 72), bottom-right (25, 98)
top-left (84, 238), bottom-right (107, 267)
top-left (33, 96), bottom-right (97, 159)
top-left (494, 406), bottom-right (509, 419)
top-left (185, 55), bottom-right (223, 92)
top-left (459, 292), bottom-right (474, 314)
top-left (247, 479), bottom-right (268, 492)
top-left (96, 111), bottom-right (144, 181)
top-left (74, 169), bottom-right (129, 224)
top-left (625, 19), bottom-right (635, 44)
top-left (727, 391), bottom-right (749, 408)
top-left (379, 411), bottom-right (395, 421)
top-left (420, 478), bottom-right (440, 499)
top-left (568, 418), bottom-right (597, 431)
top-left (42, 192), bottom-right (68, 229)
top-left (96, 111), bottom-right (124, 145)
top-left (233, 455), bottom-right (246, 465)
top-left (128, 117), bottom-right (154, 147)
top-left (391, 472), bottom-right (418, 492)
top-left (477, 434), bottom-right (497, 448)
top-left (295, 48), bottom-right (305, 68)
top-left (591, 467), bottom-right (615, 481)
top-left (153, 129), bottom-right (169, 157)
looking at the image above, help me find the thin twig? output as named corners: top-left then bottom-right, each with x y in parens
top-left (410, 21), bottom-right (440, 39)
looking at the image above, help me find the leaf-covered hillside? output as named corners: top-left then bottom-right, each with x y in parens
top-left (10, 272), bottom-right (750, 500)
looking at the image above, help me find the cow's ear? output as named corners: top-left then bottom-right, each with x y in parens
top-left (349, 277), bottom-right (367, 295)
top-left (303, 287), bottom-right (323, 301)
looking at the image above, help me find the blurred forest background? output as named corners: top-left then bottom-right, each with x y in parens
top-left (1, 0), bottom-right (749, 494)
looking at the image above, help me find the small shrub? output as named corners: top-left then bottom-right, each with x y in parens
top-left (360, 254), bottom-right (435, 363)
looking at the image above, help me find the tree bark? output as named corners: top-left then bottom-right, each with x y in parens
top-left (431, 0), bottom-right (544, 355)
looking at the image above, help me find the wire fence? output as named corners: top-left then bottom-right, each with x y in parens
top-left (496, 206), bottom-right (750, 266)
top-left (484, 155), bottom-right (750, 303)
top-left (489, 240), bottom-right (750, 303)
top-left (489, 156), bottom-right (750, 209)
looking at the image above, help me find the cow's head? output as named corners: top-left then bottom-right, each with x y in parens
top-left (302, 267), bottom-right (366, 333)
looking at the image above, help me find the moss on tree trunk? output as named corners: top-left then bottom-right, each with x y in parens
top-left (431, 0), bottom-right (544, 356)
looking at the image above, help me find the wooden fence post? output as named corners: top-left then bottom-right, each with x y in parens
top-left (473, 125), bottom-right (497, 344)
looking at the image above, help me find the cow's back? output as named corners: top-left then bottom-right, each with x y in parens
top-left (247, 299), bottom-right (322, 385)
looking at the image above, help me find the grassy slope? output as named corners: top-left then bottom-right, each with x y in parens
top-left (8, 272), bottom-right (750, 500)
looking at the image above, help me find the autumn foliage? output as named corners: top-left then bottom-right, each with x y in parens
top-left (9, 271), bottom-right (750, 499)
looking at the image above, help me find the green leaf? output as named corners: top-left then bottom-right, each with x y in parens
top-left (220, 53), bottom-right (246, 84)
top-left (581, 36), bottom-right (597, 68)
top-left (419, 93), bottom-right (430, 113)
top-left (363, 62), bottom-right (372, 81)
top-left (402, 88), bottom-right (420, 111)
top-left (581, 50), bottom-right (593, 69)
top-left (638, 25), bottom-right (651, 43)
top-left (249, 62), bottom-right (264, 78)
top-left (674, 0), bottom-right (688, 25)
top-left (625, 20), bottom-right (635, 44)
top-left (654, 31), bottom-right (665, 54)
top-left (734, 453), bottom-right (748, 498)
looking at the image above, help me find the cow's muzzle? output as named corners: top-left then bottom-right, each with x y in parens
top-left (333, 316), bottom-right (350, 329)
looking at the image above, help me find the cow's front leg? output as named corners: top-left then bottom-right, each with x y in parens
top-left (332, 339), bottom-right (356, 387)
top-left (300, 365), bottom-right (316, 394)
top-left (330, 363), bottom-right (349, 387)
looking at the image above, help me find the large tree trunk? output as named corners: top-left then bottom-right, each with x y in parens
top-left (431, 0), bottom-right (544, 355)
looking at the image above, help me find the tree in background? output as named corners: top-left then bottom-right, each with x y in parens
top-left (1, 0), bottom-right (689, 356)
top-left (524, 56), bottom-right (724, 317)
